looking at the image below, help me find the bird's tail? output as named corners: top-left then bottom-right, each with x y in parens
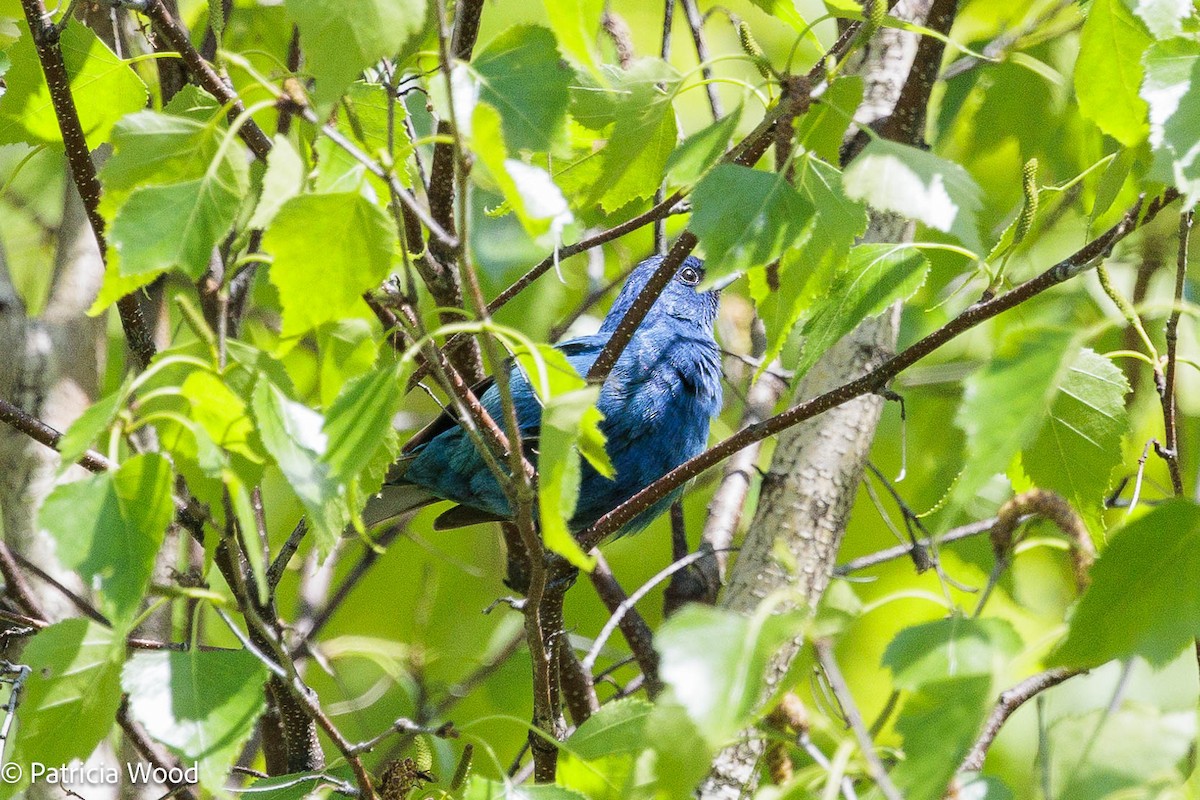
top-left (361, 482), bottom-right (439, 528)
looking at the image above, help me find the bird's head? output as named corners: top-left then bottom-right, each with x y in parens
top-left (600, 255), bottom-right (722, 335)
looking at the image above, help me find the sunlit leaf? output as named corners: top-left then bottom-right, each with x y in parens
top-left (0, 21), bottom-right (146, 147)
top-left (284, 0), bottom-right (427, 110)
top-left (263, 192), bottom-right (393, 336)
top-left (472, 25), bottom-right (572, 153)
top-left (1142, 38), bottom-right (1200, 210)
top-left (843, 139), bottom-right (984, 253)
top-left (122, 649), bottom-right (268, 793)
top-left (40, 454), bottom-right (174, 622)
top-left (691, 164), bottom-right (814, 280)
top-left (1022, 349), bottom-right (1129, 531)
top-left (656, 603), bottom-right (805, 745)
top-left (1052, 500), bottom-right (1200, 667)
top-left (1074, 0), bottom-right (1151, 147)
top-left (6, 620), bottom-right (122, 796)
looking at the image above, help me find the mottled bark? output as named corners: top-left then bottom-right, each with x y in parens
top-left (699, 0), bottom-right (938, 794)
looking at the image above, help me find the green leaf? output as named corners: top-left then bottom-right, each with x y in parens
top-left (181, 369), bottom-right (261, 462)
top-left (40, 453), bottom-right (174, 622)
top-left (584, 59), bottom-right (681, 211)
top-left (56, 374), bottom-right (132, 473)
top-left (316, 318), bottom-right (378, 407)
top-left (655, 603), bottom-right (805, 745)
top-left (250, 134), bottom-right (305, 229)
top-left (890, 676), bottom-right (993, 800)
top-left (941, 327), bottom-right (1079, 529)
top-left (111, 173), bottom-right (245, 278)
top-left (472, 103), bottom-right (576, 246)
top-left (322, 358), bottom-right (408, 487)
top-left (691, 164), bottom-right (814, 280)
top-left (263, 192), bottom-right (393, 336)
top-left (539, 387), bottom-right (604, 570)
top-left (842, 139), bottom-right (984, 253)
top-left (1052, 500), bottom-right (1200, 668)
top-left (1074, 0), bottom-right (1151, 147)
top-left (748, 0), bottom-right (807, 31)
top-left (284, 0), bottom-right (427, 111)
top-left (795, 243), bottom-right (927, 378)
top-left (797, 76), bottom-right (863, 163)
top-left (883, 616), bottom-right (1021, 691)
top-left (251, 377), bottom-right (347, 552)
top-left (472, 25), bottom-right (573, 153)
top-left (1142, 38), bottom-right (1200, 210)
top-left (666, 106), bottom-right (743, 187)
top-left (0, 21), bottom-right (147, 147)
top-left (1022, 349), bottom-right (1129, 531)
top-left (100, 109), bottom-right (249, 279)
top-left (1132, 0), bottom-right (1194, 38)
top-left (1048, 707), bottom-right (1194, 797)
top-left (7, 619), bottom-right (122, 791)
top-left (542, 0), bottom-right (603, 70)
top-left (566, 697), bottom-right (653, 760)
top-left (122, 649), bottom-right (268, 793)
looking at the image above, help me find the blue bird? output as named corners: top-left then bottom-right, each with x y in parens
top-left (367, 254), bottom-right (724, 537)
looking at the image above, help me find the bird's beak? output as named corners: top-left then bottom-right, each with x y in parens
top-left (708, 271), bottom-right (743, 292)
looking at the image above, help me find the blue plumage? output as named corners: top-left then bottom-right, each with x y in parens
top-left (371, 254), bottom-right (723, 537)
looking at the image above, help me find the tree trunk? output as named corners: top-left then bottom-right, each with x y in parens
top-left (699, 1), bottom-right (940, 794)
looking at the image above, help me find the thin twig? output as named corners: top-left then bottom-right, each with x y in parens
top-left (1161, 211), bottom-right (1192, 495)
top-left (814, 639), bottom-right (902, 800)
top-left (17, 0), bottom-right (156, 368)
top-left (586, 553), bottom-right (663, 696)
top-left (961, 667), bottom-right (1084, 772)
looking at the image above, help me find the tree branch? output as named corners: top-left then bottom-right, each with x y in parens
top-left (576, 189), bottom-right (1179, 549)
top-left (960, 667), bottom-right (1084, 772)
top-left (18, 0), bottom-right (156, 369)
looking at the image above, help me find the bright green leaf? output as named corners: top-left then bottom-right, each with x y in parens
top-left (284, 0), bottom-right (427, 111)
top-left (586, 59), bottom-right (681, 211)
top-left (890, 676), bottom-right (993, 800)
top-left (472, 25), bottom-right (572, 153)
top-left (1142, 38), bottom-right (1200, 210)
top-left (56, 374), bottom-right (131, 473)
top-left (1022, 349), bottom-right (1129, 531)
top-left (690, 163), bottom-right (814, 280)
top-left (543, 0), bottom-right (603, 70)
top-left (1074, 0), bottom-right (1151, 147)
top-left (656, 603), bottom-right (805, 745)
top-left (250, 134), bottom-right (305, 229)
top-left (122, 649), bottom-right (268, 793)
top-left (843, 139), bottom-right (984, 253)
top-left (251, 377), bottom-right (347, 552)
top-left (566, 697), bottom-right (653, 760)
top-left (0, 21), bottom-right (146, 147)
top-left (40, 454), bottom-right (174, 622)
top-left (7, 619), bottom-right (122, 791)
top-left (1052, 500), bottom-right (1200, 668)
top-left (795, 244), bottom-right (925, 378)
top-left (883, 616), bottom-right (1021, 691)
top-left (539, 387), bottom-right (604, 570)
top-left (666, 106), bottom-right (742, 187)
top-left (322, 358), bottom-right (408, 487)
top-left (941, 328), bottom-right (1079, 529)
top-left (797, 76), bottom-right (863, 163)
top-left (263, 192), bottom-right (393, 336)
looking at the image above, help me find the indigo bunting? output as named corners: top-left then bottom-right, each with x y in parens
top-left (368, 254), bottom-right (724, 536)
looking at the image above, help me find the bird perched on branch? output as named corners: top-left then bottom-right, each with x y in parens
top-left (366, 254), bottom-right (725, 537)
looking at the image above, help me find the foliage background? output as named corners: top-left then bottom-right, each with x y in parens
top-left (0, 0), bottom-right (1198, 798)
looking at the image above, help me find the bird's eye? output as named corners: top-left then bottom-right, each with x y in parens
top-left (679, 266), bottom-right (701, 286)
